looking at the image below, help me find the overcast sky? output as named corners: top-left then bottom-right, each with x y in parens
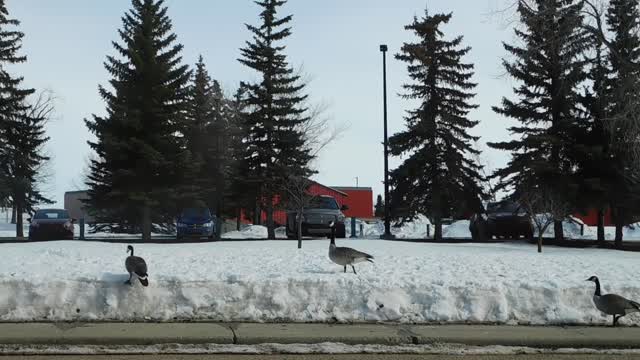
top-left (10, 0), bottom-right (517, 207)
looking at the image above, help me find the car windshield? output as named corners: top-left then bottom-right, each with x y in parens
top-left (181, 208), bottom-right (211, 219)
top-left (311, 197), bottom-right (339, 210)
top-left (487, 202), bottom-right (520, 213)
top-left (34, 210), bottom-right (69, 220)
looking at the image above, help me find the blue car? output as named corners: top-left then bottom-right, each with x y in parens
top-left (177, 207), bottom-right (215, 240)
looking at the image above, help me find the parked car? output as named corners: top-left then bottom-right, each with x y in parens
top-left (286, 195), bottom-right (348, 239)
top-left (28, 209), bottom-right (75, 241)
top-left (469, 201), bottom-right (533, 241)
top-left (176, 207), bottom-right (215, 240)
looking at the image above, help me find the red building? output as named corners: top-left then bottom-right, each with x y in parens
top-left (241, 182), bottom-right (374, 225)
top-left (332, 187), bottom-right (374, 219)
top-left (573, 209), bottom-right (613, 226)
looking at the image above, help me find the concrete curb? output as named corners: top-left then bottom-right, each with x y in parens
top-left (1, 323), bottom-right (640, 349)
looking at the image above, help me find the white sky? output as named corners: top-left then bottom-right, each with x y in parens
top-left (9, 0), bottom-right (518, 206)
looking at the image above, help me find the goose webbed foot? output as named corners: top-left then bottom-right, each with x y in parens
top-left (613, 315), bottom-right (622, 327)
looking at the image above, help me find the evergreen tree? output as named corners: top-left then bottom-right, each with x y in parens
top-left (578, 35), bottom-right (610, 246)
top-left (489, 0), bottom-right (590, 242)
top-left (84, 0), bottom-right (191, 240)
top-left (184, 56), bottom-right (221, 212)
top-left (238, 0), bottom-right (314, 239)
top-left (374, 194), bottom-right (384, 218)
top-left (604, 0), bottom-right (640, 247)
top-left (388, 11), bottom-right (486, 241)
top-left (0, 1), bottom-right (51, 237)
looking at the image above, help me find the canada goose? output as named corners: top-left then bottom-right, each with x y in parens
top-left (587, 276), bottom-right (640, 326)
top-left (328, 221), bottom-right (373, 274)
top-left (125, 245), bottom-right (149, 287)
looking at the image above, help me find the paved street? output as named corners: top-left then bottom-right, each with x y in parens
top-left (3, 355), bottom-right (640, 359)
top-left (2, 323), bottom-right (640, 349)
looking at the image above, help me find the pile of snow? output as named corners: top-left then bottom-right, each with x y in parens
top-left (442, 220), bottom-right (471, 238)
top-left (1, 240), bottom-right (638, 325)
top-left (346, 215), bottom-right (433, 239)
top-left (222, 225), bottom-right (286, 239)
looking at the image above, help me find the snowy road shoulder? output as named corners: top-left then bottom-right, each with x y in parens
top-left (1, 240), bottom-right (640, 325)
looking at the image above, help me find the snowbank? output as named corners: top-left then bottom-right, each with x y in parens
top-left (1, 240), bottom-right (639, 325)
top-left (222, 225), bottom-right (287, 239)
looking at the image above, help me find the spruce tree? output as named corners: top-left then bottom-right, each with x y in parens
top-left (238, 0), bottom-right (314, 239)
top-left (184, 56), bottom-right (219, 211)
top-left (0, 1), bottom-right (51, 237)
top-left (184, 56), bottom-right (238, 239)
top-left (388, 11), bottom-right (486, 241)
top-left (85, 0), bottom-right (191, 240)
top-left (374, 194), bottom-right (384, 218)
top-left (604, 0), bottom-right (640, 247)
top-left (579, 35), bottom-right (611, 246)
top-left (489, 0), bottom-right (589, 242)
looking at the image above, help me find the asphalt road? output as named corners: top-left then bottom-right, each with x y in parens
top-left (2, 355), bottom-right (639, 359)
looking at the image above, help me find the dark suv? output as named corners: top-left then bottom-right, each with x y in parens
top-left (469, 201), bottom-right (533, 241)
top-left (286, 195), bottom-right (348, 239)
top-left (176, 207), bottom-right (215, 240)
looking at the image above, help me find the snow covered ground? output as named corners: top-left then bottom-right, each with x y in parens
top-left (1, 239), bottom-right (639, 325)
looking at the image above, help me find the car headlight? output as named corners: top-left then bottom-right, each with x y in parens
top-left (63, 221), bottom-right (73, 230)
top-left (336, 214), bottom-right (345, 222)
top-left (204, 221), bottom-right (213, 228)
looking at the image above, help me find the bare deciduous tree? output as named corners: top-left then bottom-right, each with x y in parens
top-left (520, 185), bottom-right (572, 253)
top-left (279, 176), bottom-right (318, 249)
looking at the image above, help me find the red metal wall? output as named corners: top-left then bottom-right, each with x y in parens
top-left (245, 182), bottom-right (349, 226)
top-left (334, 187), bottom-right (374, 219)
top-left (573, 208), bottom-right (613, 227)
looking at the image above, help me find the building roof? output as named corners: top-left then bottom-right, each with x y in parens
top-left (311, 181), bottom-right (348, 197)
top-left (331, 186), bottom-right (373, 192)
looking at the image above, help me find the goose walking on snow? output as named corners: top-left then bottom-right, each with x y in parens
top-left (125, 245), bottom-right (149, 287)
top-left (328, 221), bottom-right (373, 274)
top-left (587, 276), bottom-right (640, 326)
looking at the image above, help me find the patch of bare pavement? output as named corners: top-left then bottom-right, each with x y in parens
top-left (2, 323), bottom-right (640, 358)
top-left (3, 355), bottom-right (640, 360)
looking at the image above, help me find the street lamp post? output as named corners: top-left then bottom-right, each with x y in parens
top-left (379, 44), bottom-right (394, 240)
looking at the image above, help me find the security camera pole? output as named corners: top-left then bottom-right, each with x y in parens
top-left (380, 44), bottom-right (394, 240)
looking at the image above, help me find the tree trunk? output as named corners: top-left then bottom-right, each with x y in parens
top-left (596, 208), bottom-right (605, 246)
top-left (266, 202), bottom-right (275, 240)
top-left (553, 220), bottom-right (564, 241)
top-left (11, 205), bottom-right (16, 224)
top-left (215, 216), bottom-right (223, 241)
top-left (614, 207), bottom-right (623, 249)
top-left (434, 216), bottom-right (443, 241)
top-left (142, 205), bottom-right (151, 242)
top-left (15, 202), bottom-right (23, 238)
top-left (297, 209), bottom-right (303, 249)
top-left (254, 201), bottom-right (261, 225)
top-left (537, 234), bottom-right (543, 253)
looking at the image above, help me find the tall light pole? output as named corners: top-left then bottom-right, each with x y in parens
top-left (380, 44), bottom-right (394, 239)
